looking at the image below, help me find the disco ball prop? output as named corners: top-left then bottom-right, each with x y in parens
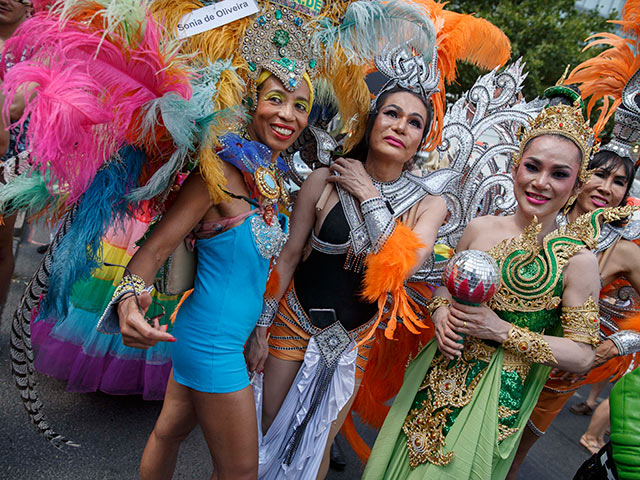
top-left (443, 250), bottom-right (500, 305)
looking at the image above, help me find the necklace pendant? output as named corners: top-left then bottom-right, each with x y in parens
top-left (263, 205), bottom-right (274, 226)
top-left (255, 166), bottom-right (280, 201)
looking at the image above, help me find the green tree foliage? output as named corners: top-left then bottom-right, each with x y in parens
top-left (447, 0), bottom-right (616, 101)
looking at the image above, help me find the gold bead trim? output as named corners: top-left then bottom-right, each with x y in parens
top-left (561, 296), bottom-right (600, 347)
top-left (426, 296), bottom-right (451, 316)
top-left (503, 325), bottom-right (557, 365)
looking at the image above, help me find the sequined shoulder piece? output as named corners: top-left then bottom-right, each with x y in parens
top-left (488, 206), bottom-right (637, 313)
top-left (562, 206), bottom-right (637, 250)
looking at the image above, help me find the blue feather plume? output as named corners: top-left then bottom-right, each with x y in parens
top-left (39, 146), bottom-right (145, 320)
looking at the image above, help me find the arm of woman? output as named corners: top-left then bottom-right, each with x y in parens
top-left (428, 218), bottom-right (484, 359)
top-left (244, 168), bottom-right (326, 372)
top-left (408, 194), bottom-right (448, 274)
top-left (117, 171), bottom-right (213, 349)
top-left (448, 249), bottom-right (599, 372)
top-left (597, 240), bottom-right (640, 363)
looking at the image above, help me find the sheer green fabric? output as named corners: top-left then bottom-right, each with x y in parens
top-left (363, 339), bottom-right (552, 480)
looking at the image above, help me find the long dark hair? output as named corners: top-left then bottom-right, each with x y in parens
top-left (347, 86), bottom-right (432, 163)
top-left (569, 149), bottom-right (636, 227)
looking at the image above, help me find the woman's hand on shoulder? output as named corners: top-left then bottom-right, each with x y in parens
top-left (327, 157), bottom-right (379, 202)
top-left (117, 293), bottom-right (175, 349)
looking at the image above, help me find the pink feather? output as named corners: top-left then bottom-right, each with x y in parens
top-left (2, 11), bottom-right (192, 203)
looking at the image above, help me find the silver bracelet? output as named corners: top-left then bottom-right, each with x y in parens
top-left (257, 297), bottom-right (279, 327)
top-left (360, 196), bottom-right (396, 253)
top-left (609, 330), bottom-right (640, 357)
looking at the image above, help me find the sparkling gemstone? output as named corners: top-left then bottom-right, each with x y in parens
top-left (272, 29), bottom-right (290, 48)
top-left (289, 78), bottom-right (297, 88)
top-left (248, 61), bottom-right (257, 72)
top-left (309, 58), bottom-right (317, 68)
top-left (275, 9), bottom-right (282, 19)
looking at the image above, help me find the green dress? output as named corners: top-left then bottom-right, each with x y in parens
top-left (363, 210), bottom-right (619, 480)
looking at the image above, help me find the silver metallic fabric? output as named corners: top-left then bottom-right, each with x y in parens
top-left (609, 330), bottom-right (640, 357)
top-left (360, 196), bottom-right (396, 253)
top-left (600, 68), bottom-right (640, 163)
top-left (257, 297), bottom-right (280, 327)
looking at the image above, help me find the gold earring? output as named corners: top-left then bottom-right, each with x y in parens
top-left (563, 194), bottom-right (577, 215)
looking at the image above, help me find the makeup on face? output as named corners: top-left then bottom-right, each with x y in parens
top-left (367, 91), bottom-right (427, 165)
top-left (576, 162), bottom-right (629, 212)
top-left (246, 75), bottom-right (310, 156)
top-left (513, 135), bottom-right (581, 220)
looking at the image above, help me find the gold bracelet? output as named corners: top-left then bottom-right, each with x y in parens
top-left (502, 325), bottom-right (557, 365)
top-left (112, 273), bottom-right (146, 302)
top-left (426, 297), bottom-right (451, 316)
top-left (561, 296), bottom-right (600, 347)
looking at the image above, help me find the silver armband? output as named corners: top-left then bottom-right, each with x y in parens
top-left (609, 330), bottom-right (640, 357)
top-left (257, 297), bottom-right (279, 327)
top-left (360, 196), bottom-right (396, 253)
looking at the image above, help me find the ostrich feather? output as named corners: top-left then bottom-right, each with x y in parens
top-left (314, 0), bottom-right (436, 67)
top-left (2, 12), bottom-right (193, 204)
top-left (39, 146), bottom-right (145, 319)
top-left (0, 170), bottom-right (58, 217)
top-left (566, 0), bottom-right (640, 137)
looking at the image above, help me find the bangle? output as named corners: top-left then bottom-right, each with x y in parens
top-left (502, 325), bottom-right (557, 365)
top-left (426, 297), bottom-right (451, 316)
top-left (361, 196), bottom-right (396, 253)
top-left (561, 297), bottom-right (600, 347)
top-left (112, 273), bottom-right (146, 302)
top-left (257, 297), bottom-right (279, 327)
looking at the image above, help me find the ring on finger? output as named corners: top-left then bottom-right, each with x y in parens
top-left (463, 321), bottom-right (467, 328)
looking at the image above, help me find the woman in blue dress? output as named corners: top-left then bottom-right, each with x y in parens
top-left (104, 73), bottom-right (311, 478)
top-left (98, 6), bottom-right (317, 478)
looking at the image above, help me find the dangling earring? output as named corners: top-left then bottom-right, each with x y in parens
top-left (563, 194), bottom-right (577, 215)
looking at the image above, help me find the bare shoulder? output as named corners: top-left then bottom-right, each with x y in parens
top-left (466, 215), bottom-right (504, 233)
top-left (297, 167), bottom-right (331, 202)
top-left (417, 193), bottom-right (447, 214)
top-left (564, 248), bottom-right (599, 287)
top-left (612, 238), bottom-right (640, 257)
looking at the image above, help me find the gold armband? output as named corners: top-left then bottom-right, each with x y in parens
top-left (426, 297), bottom-right (451, 316)
top-left (561, 296), bottom-right (600, 347)
top-left (502, 325), bottom-right (557, 365)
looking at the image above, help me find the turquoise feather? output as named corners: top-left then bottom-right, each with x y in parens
top-left (0, 171), bottom-right (58, 217)
top-left (314, 0), bottom-right (436, 66)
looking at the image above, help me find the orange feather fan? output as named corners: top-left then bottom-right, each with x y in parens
top-left (565, 0), bottom-right (640, 137)
top-left (412, 1), bottom-right (511, 151)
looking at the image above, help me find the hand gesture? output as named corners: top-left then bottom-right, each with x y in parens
top-left (447, 300), bottom-right (510, 343)
top-left (432, 306), bottom-right (463, 360)
top-left (117, 292), bottom-right (175, 349)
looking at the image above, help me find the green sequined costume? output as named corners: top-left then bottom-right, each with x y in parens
top-left (362, 209), bottom-right (630, 480)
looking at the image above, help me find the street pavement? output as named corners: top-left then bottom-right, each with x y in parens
top-left (0, 223), bottom-right (608, 479)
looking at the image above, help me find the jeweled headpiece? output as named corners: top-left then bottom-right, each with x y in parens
top-left (374, 42), bottom-right (440, 106)
top-left (599, 69), bottom-right (640, 166)
top-left (513, 102), bottom-right (598, 183)
top-left (240, 2), bottom-right (318, 98)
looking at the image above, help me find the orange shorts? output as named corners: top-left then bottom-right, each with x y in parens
top-left (267, 281), bottom-right (375, 380)
top-left (529, 371), bottom-right (586, 434)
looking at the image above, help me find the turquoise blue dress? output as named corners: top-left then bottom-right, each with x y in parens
top-left (172, 212), bottom-right (271, 393)
top-left (99, 134), bottom-right (288, 394)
